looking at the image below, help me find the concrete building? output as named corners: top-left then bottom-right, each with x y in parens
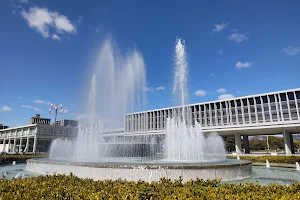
top-left (55, 119), bottom-right (78, 127)
top-left (0, 124), bottom-right (9, 130)
top-left (30, 114), bottom-right (51, 125)
top-left (0, 115), bottom-right (78, 154)
top-left (124, 88), bottom-right (300, 155)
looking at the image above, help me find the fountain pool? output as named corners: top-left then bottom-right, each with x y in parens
top-left (26, 38), bottom-right (252, 182)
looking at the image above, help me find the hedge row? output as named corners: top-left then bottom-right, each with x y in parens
top-left (227, 155), bottom-right (300, 164)
top-left (0, 154), bottom-right (45, 165)
top-left (1, 174), bottom-right (300, 199)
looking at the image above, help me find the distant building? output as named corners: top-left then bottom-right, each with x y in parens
top-left (0, 114), bottom-right (78, 153)
top-left (55, 119), bottom-right (78, 127)
top-left (30, 114), bottom-right (51, 125)
top-left (0, 124), bottom-right (9, 130)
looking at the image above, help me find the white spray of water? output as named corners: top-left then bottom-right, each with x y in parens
top-left (165, 38), bottom-right (225, 161)
top-left (49, 39), bottom-right (147, 160)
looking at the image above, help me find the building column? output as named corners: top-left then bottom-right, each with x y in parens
top-left (8, 137), bottom-right (11, 153)
top-left (19, 137), bottom-right (23, 153)
top-left (2, 139), bottom-right (6, 152)
top-left (235, 133), bottom-right (242, 154)
top-left (25, 136), bottom-right (29, 153)
top-left (12, 138), bottom-right (16, 153)
top-left (243, 135), bottom-right (250, 154)
top-left (283, 130), bottom-right (294, 155)
top-left (33, 134), bottom-right (37, 154)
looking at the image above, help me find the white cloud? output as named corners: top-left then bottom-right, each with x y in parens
top-left (156, 86), bottom-right (165, 91)
top-left (143, 87), bottom-right (153, 92)
top-left (63, 109), bottom-right (68, 113)
top-left (33, 99), bottom-right (52, 105)
top-left (227, 33), bottom-right (248, 43)
top-left (18, 97), bottom-right (23, 100)
top-left (218, 94), bottom-right (234, 100)
top-left (22, 105), bottom-right (41, 111)
top-left (217, 88), bottom-right (227, 93)
top-left (209, 73), bottom-right (215, 76)
top-left (21, 7), bottom-right (76, 40)
top-left (195, 90), bottom-right (207, 97)
top-left (52, 34), bottom-right (60, 40)
top-left (282, 46), bottom-right (300, 56)
top-left (212, 23), bottom-right (229, 33)
top-left (1, 105), bottom-right (12, 112)
top-left (235, 61), bottom-right (255, 69)
top-left (54, 14), bottom-right (76, 33)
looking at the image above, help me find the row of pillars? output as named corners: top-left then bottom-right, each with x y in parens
top-left (234, 130), bottom-right (295, 155)
top-left (2, 135), bottom-right (37, 154)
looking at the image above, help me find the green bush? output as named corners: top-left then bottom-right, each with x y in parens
top-left (1, 174), bottom-right (300, 199)
top-left (0, 154), bottom-right (45, 165)
top-left (227, 155), bottom-right (300, 164)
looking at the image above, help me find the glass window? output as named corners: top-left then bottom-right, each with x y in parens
top-left (269, 95), bottom-right (275, 103)
top-left (280, 93), bottom-right (287, 101)
top-left (288, 92), bottom-right (295, 100)
top-left (262, 96), bottom-right (268, 103)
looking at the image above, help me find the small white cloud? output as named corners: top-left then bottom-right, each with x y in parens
top-left (18, 97), bottom-right (23, 100)
top-left (1, 105), bottom-right (12, 112)
top-left (227, 33), bottom-right (248, 43)
top-left (54, 14), bottom-right (76, 34)
top-left (156, 86), bottom-right (165, 91)
top-left (195, 90), bottom-right (207, 97)
top-left (77, 16), bottom-right (83, 23)
top-left (217, 88), bottom-right (227, 93)
top-left (63, 109), bottom-right (68, 113)
top-left (22, 105), bottom-right (41, 111)
top-left (212, 22), bottom-right (229, 33)
top-left (143, 87), bottom-right (153, 92)
top-left (282, 46), bottom-right (300, 56)
top-left (21, 6), bottom-right (76, 40)
top-left (16, 123), bottom-right (21, 126)
top-left (34, 99), bottom-right (52, 105)
top-left (218, 94), bottom-right (234, 100)
top-left (209, 73), bottom-right (215, 76)
top-left (235, 61), bottom-right (255, 69)
top-left (52, 34), bottom-right (60, 40)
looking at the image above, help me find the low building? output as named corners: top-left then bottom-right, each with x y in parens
top-left (0, 115), bottom-right (78, 154)
top-left (55, 119), bottom-right (78, 127)
top-left (30, 114), bottom-right (51, 125)
top-left (0, 124), bottom-right (9, 130)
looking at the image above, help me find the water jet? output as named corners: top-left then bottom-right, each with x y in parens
top-left (27, 38), bottom-right (252, 182)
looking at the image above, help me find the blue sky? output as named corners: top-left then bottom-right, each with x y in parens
top-left (0, 0), bottom-right (300, 127)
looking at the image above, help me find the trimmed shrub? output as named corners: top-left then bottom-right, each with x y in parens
top-left (0, 154), bottom-right (45, 165)
top-left (1, 174), bottom-right (300, 199)
top-left (227, 155), bottom-right (300, 164)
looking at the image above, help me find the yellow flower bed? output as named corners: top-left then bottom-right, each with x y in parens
top-left (1, 174), bottom-right (300, 199)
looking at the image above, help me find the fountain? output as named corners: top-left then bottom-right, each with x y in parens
top-left (26, 38), bottom-right (252, 182)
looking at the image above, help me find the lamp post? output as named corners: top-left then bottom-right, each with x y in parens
top-left (49, 104), bottom-right (65, 140)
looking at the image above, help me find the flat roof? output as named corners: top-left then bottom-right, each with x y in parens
top-left (0, 124), bottom-right (37, 132)
top-left (126, 88), bottom-right (300, 115)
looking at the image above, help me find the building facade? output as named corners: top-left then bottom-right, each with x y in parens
top-left (124, 88), bottom-right (300, 155)
top-left (0, 115), bottom-right (78, 154)
top-left (55, 119), bottom-right (78, 127)
top-left (0, 124), bottom-right (9, 130)
top-left (30, 114), bottom-right (51, 125)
